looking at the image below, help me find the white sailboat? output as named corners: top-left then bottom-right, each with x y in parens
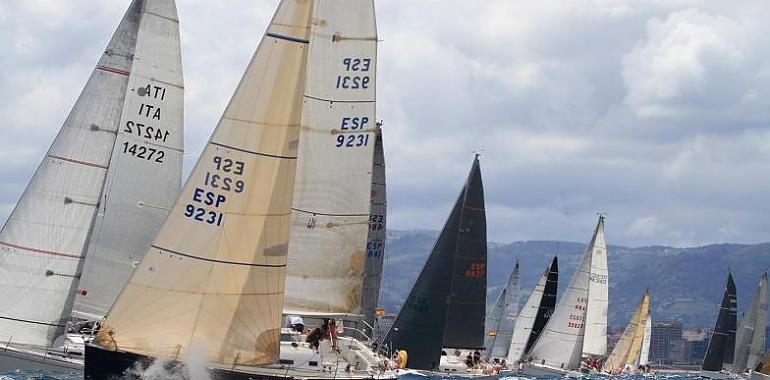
top-left (85, 1), bottom-right (390, 379)
top-left (0, 0), bottom-right (183, 373)
top-left (522, 215), bottom-right (609, 376)
top-left (601, 291), bottom-right (651, 374)
top-left (733, 272), bottom-right (768, 374)
top-left (484, 262), bottom-right (520, 361)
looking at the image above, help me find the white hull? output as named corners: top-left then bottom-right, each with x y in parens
top-left (396, 369), bottom-right (497, 380)
top-left (518, 362), bottom-right (573, 377)
top-left (0, 346), bottom-right (82, 374)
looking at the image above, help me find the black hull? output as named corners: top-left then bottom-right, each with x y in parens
top-left (85, 344), bottom-right (156, 380)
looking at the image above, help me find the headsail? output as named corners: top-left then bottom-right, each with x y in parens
top-left (361, 128), bottom-right (387, 327)
top-left (384, 156), bottom-right (486, 370)
top-left (95, 0), bottom-right (312, 364)
top-left (507, 257), bottom-right (558, 362)
top-left (601, 291), bottom-right (649, 373)
top-left (73, 0), bottom-right (184, 321)
top-left (702, 272), bottom-right (738, 372)
top-left (527, 215), bottom-right (607, 370)
top-left (485, 261), bottom-right (520, 359)
top-left (639, 312), bottom-right (652, 366)
top-left (0, 0), bottom-right (180, 348)
top-left (733, 272), bottom-right (768, 372)
top-left (283, 0), bottom-right (378, 316)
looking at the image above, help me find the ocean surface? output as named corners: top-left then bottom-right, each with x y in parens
top-left (0, 370), bottom-right (703, 380)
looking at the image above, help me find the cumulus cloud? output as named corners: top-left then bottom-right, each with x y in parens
top-left (1, 0), bottom-right (769, 247)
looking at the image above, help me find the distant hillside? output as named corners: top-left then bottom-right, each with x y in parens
top-left (380, 230), bottom-right (770, 329)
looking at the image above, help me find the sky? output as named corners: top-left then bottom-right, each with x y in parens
top-left (1, 0), bottom-right (769, 247)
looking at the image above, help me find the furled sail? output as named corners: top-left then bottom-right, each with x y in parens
top-left (283, 0), bottom-right (378, 316)
top-left (638, 313), bottom-right (652, 366)
top-left (527, 216), bottom-right (607, 370)
top-left (733, 272), bottom-right (768, 373)
top-left (95, 0), bottom-right (312, 365)
top-left (601, 291), bottom-right (649, 373)
top-left (0, 0), bottom-right (181, 348)
top-left (508, 257), bottom-right (558, 362)
top-left (384, 157), bottom-right (486, 370)
top-left (485, 261), bottom-right (520, 359)
top-left (73, 0), bottom-right (184, 321)
top-left (361, 128), bottom-right (386, 327)
top-left (702, 273), bottom-right (738, 372)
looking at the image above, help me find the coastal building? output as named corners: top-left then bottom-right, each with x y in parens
top-left (650, 320), bottom-right (684, 364)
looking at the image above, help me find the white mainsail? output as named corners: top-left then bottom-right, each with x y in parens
top-left (508, 265), bottom-right (548, 362)
top-left (583, 216), bottom-right (609, 357)
top-left (528, 216), bottom-right (607, 369)
top-left (96, 0), bottom-right (312, 364)
top-left (734, 272), bottom-right (768, 372)
top-left (485, 261), bottom-right (520, 359)
top-left (283, 0), bottom-right (378, 315)
top-left (73, 0), bottom-right (184, 321)
top-left (361, 128), bottom-right (386, 326)
top-left (639, 314), bottom-right (652, 366)
top-left (0, 0), bottom-right (181, 348)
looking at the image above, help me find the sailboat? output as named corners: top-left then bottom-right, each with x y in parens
top-left (383, 156), bottom-right (491, 377)
top-left (521, 215), bottom-right (609, 376)
top-left (0, 0), bottom-right (183, 373)
top-left (506, 256), bottom-right (558, 365)
top-left (85, 1), bottom-right (388, 379)
top-left (601, 291), bottom-right (651, 374)
top-left (733, 272), bottom-right (768, 374)
top-left (362, 127), bottom-right (387, 336)
top-left (701, 272), bottom-right (738, 379)
top-left (484, 261), bottom-right (520, 362)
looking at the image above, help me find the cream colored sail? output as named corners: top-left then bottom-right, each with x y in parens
top-left (583, 216), bottom-right (608, 357)
top-left (626, 292), bottom-right (650, 366)
top-left (97, 0), bottom-right (312, 365)
top-left (602, 292), bottom-right (649, 372)
top-left (73, 0), bottom-right (184, 321)
top-left (284, 0), bottom-right (378, 315)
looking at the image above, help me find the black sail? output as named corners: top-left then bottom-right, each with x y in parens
top-left (384, 156), bottom-right (486, 370)
top-left (524, 256), bottom-right (559, 354)
top-left (703, 272), bottom-right (738, 371)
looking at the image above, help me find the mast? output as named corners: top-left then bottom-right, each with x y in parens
top-left (361, 127), bottom-right (386, 328)
top-left (384, 156), bottom-right (486, 370)
top-left (283, 0), bottom-right (379, 316)
top-left (507, 256), bottom-right (558, 362)
top-left (94, 0), bottom-right (313, 364)
top-left (73, 0), bottom-right (184, 321)
top-left (527, 215), bottom-right (606, 370)
top-left (702, 272), bottom-right (738, 372)
top-left (485, 261), bottom-right (520, 359)
top-left (0, 0), bottom-right (164, 348)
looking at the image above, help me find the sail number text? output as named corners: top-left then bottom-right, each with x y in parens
top-left (335, 57), bottom-right (372, 90)
top-left (336, 117), bottom-right (371, 148)
top-left (121, 84), bottom-right (172, 163)
top-left (568, 297), bottom-right (588, 329)
top-left (183, 155), bottom-right (247, 226)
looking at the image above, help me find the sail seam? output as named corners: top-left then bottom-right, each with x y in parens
top-left (0, 315), bottom-right (65, 327)
top-left (151, 245), bottom-right (287, 268)
top-left (48, 155), bottom-right (109, 170)
top-left (303, 94), bottom-right (374, 104)
top-left (0, 241), bottom-right (81, 259)
top-left (292, 207), bottom-right (369, 217)
top-left (266, 32), bottom-right (310, 44)
top-left (210, 141), bottom-right (297, 160)
top-left (145, 11), bottom-right (179, 23)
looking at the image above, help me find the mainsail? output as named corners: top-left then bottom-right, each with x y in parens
top-left (361, 128), bottom-right (387, 327)
top-left (73, 0), bottom-right (184, 321)
top-left (484, 261), bottom-right (520, 359)
top-left (283, 0), bottom-right (378, 316)
top-left (0, 0), bottom-right (182, 348)
top-left (508, 257), bottom-right (558, 362)
top-left (384, 156), bottom-right (486, 370)
top-left (527, 215), bottom-right (607, 370)
top-left (95, 0), bottom-right (312, 365)
top-left (733, 272), bottom-right (768, 373)
top-left (702, 272), bottom-right (738, 372)
top-left (601, 291), bottom-right (649, 373)
top-left (639, 313), bottom-right (652, 366)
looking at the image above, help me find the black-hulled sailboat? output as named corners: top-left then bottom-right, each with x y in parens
top-left (701, 272), bottom-right (738, 379)
top-left (383, 156), bottom-right (492, 377)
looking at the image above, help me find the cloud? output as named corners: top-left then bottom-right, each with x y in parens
top-left (1, 0), bottom-right (769, 248)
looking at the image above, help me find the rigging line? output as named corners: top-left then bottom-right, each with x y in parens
top-left (152, 245), bottom-right (286, 268)
top-left (0, 315), bottom-right (64, 327)
top-left (303, 94), bottom-right (374, 104)
top-left (210, 141), bottom-right (297, 160)
top-left (292, 208), bottom-right (369, 217)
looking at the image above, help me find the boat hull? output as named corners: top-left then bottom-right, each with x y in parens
top-left (0, 346), bottom-right (82, 374)
top-left (395, 369), bottom-right (497, 380)
top-left (701, 370), bottom-right (740, 379)
top-left (750, 372), bottom-right (770, 380)
top-left (517, 362), bottom-right (572, 377)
